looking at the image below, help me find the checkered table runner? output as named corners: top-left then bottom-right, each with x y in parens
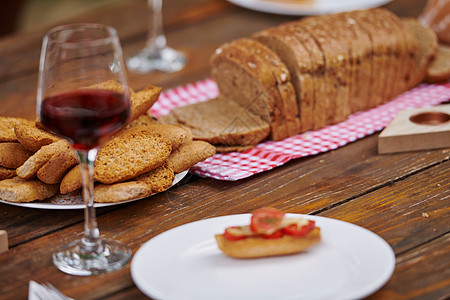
top-left (150, 79), bottom-right (450, 181)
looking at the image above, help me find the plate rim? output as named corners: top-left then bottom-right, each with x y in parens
top-left (0, 170), bottom-right (188, 210)
top-left (226, 0), bottom-right (392, 16)
top-left (131, 213), bottom-right (395, 300)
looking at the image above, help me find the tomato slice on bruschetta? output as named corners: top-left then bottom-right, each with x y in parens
top-left (250, 207), bottom-right (285, 234)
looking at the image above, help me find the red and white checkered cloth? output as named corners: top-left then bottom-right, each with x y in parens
top-left (150, 79), bottom-right (450, 181)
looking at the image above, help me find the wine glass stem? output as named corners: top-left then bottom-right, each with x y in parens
top-left (146, 0), bottom-right (167, 51)
top-left (78, 149), bottom-right (100, 248)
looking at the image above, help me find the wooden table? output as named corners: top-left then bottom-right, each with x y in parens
top-left (0, 0), bottom-right (448, 299)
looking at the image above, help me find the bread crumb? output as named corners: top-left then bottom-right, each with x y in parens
top-left (422, 212), bottom-right (429, 218)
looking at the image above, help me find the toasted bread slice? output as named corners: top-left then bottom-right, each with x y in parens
top-left (93, 181), bottom-right (153, 203)
top-left (14, 121), bottom-right (60, 152)
top-left (0, 143), bottom-right (33, 169)
top-left (0, 166), bottom-right (16, 181)
top-left (167, 140), bottom-right (216, 173)
top-left (60, 165), bottom-right (81, 194)
top-left (0, 117), bottom-right (34, 143)
top-left (0, 177), bottom-right (59, 203)
top-left (16, 140), bottom-right (71, 180)
top-left (37, 148), bottom-right (78, 184)
top-left (94, 127), bottom-right (172, 184)
top-left (136, 161), bottom-right (175, 193)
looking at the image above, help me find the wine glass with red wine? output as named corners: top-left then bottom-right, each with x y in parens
top-left (37, 23), bottom-right (132, 276)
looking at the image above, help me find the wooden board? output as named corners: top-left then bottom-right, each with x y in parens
top-left (378, 104), bottom-right (450, 154)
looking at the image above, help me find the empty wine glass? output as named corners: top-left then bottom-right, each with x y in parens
top-left (127, 0), bottom-right (186, 73)
top-left (37, 23), bottom-right (132, 276)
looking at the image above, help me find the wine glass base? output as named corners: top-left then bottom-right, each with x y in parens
top-left (127, 46), bottom-right (186, 73)
top-left (53, 238), bottom-right (132, 276)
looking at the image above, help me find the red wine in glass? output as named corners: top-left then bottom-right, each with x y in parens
top-left (40, 89), bottom-right (129, 150)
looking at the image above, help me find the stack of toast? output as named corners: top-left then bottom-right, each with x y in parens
top-left (0, 83), bottom-right (216, 204)
top-left (161, 8), bottom-right (447, 152)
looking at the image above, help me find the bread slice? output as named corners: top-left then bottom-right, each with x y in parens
top-left (16, 140), bottom-right (71, 180)
top-left (37, 148), bottom-right (78, 184)
top-left (0, 142), bottom-right (33, 169)
top-left (60, 165), bottom-right (81, 194)
top-left (129, 85), bottom-right (162, 122)
top-left (127, 124), bottom-right (191, 151)
top-left (296, 16), bottom-right (351, 124)
top-left (402, 18), bottom-right (438, 88)
top-left (375, 9), bottom-right (411, 99)
top-left (338, 12), bottom-right (373, 112)
top-left (167, 140), bottom-right (216, 173)
top-left (280, 21), bottom-right (328, 129)
top-left (159, 96), bottom-right (270, 147)
top-left (124, 113), bottom-right (158, 129)
top-left (0, 177), bottom-right (59, 203)
top-left (135, 161), bottom-right (175, 193)
top-left (253, 27), bottom-right (314, 132)
top-left (351, 10), bottom-right (391, 108)
top-left (232, 38), bottom-right (300, 137)
top-left (0, 117), bottom-right (34, 143)
top-left (0, 166), bottom-right (16, 181)
top-left (94, 128), bottom-right (172, 184)
top-left (426, 43), bottom-right (450, 83)
top-left (94, 181), bottom-right (153, 203)
top-left (14, 121), bottom-right (60, 152)
top-left (211, 42), bottom-right (288, 140)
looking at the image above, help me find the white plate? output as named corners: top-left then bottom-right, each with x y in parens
top-left (131, 213), bottom-right (395, 300)
top-left (226, 0), bottom-right (392, 15)
top-left (0, 171), bottom-right (188, 210)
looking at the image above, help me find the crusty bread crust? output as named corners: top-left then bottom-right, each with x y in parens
top-left (215, 227), bottom-right (321, 258)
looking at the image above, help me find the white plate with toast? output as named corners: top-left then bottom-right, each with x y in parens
top-left (0, 171), bottom-right (188, 210)
top-left (226, 0), bottom-right (392, 15)
top-left (131, 213), bottom-right (395, 300)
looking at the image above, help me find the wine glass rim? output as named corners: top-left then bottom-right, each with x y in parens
top-left (44, 23), bottom-right (119, 46)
